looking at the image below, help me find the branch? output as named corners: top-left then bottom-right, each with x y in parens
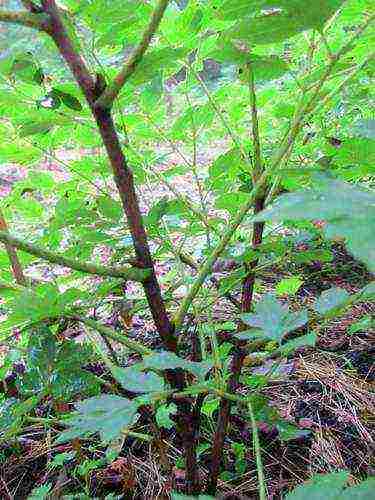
top-left (0, 231), bottom-right (150, 282)
top-left (70, 315), bottom-right (152, 356)
top-left (247, 61), bottom-right (263, 181)
top-left (0, 211), bottom-right (28, 286)
top-left (178, 251), bottom-right (241, 308)
top-left (0, 9), bottom-right (47, 29)
top-left (95, 0), bottom-right (170, 109)
top-left (21, 1), bottom-right (43, 13)
top-left (173, 172), bottom-right (268, 331)
top-left (41, 0), bottom-right (96, 99)
top-left (248, 398), bottom-right (267, 500)
top-left (173, 14), bottom-right (375, 332)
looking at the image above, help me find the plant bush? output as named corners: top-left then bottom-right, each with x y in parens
top-left (0, 0), bottom-right (374, 497)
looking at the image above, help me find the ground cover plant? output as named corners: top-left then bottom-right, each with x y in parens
top-left (0, 0), bottom-right (374, 498)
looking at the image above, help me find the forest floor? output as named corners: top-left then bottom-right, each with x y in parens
top-left (0, 153), bottom-right (374, 499)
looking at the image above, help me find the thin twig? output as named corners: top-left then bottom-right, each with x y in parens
top-left (69, 315), bottom-right (152, 355)
top-left (0, 230), bottom-right (149, 282)
top-left (0, 9), bottom-right (47, 29)
top-left (248, 398), bottom-right (267, 500)
top-left (95, 0), bottom-right (170, 109)
top-left (0, 211), bottom-right (28, 286)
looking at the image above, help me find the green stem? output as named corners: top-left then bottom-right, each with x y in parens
top-left (69, 316), bottom-right (152, 355)
top-left (187, 62), bottom-right (247, 162)
top-left (248, 399), bottom-right (267, 500)
top-left (247, 61), bottom-right (263, 180)
top-left (0, 9), bottom-right (47, 29)
top-left (95, 0), bottom-right (170, 109)
top-left (173, 172), bottom-right (268, 330)
top-left (0, 230), bottom-right (149, 282)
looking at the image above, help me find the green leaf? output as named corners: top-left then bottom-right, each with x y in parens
top-left (143, 352), bottom-right (212, 379)
top-left (10, 54), bottom-right (41, 84)
top-left (238, 55), bottom-right (289, 83)
top-left (276, 277), bottom-right (303, 296)
top-left (215, 192), bottom-right (250, 216)
top-left (280, 332), bottom-right (317, 354)
top-left (97, 196), bottom-right (123, 221)
top-left (57, 395), bottom-right (140, 443)
top-left (156, 403), bottom-right (177, 429)
top-left (253, 175), bottom-right (375, 272)
top-left (340, 478), bottom-right (375, 500)
top-left (28, 483), bottom-right (53, 500)
top-left (314, 287), bottom-right (350, 315)
top-left (52, 88), bottom-right (83, 111)
top-left (18, 327), bottom-right (99, 400)
top-left (238, 294), bottom-right (308, 343)
top-left (172, 495), bottom-right (214, 500)
top-left (285, 471), bottom-right (349, 500)
top-left (19, 121), bottom-right (54, 137)
top-left (359, 282), bottom-right (375, 300)
top-left (348, 315), bottom-right (375, 335)
top-left (227, 1), bottom-right (345, 45)
top-left (111, 365), bottom-right (165, 394)
top-left (276, 421), bottom-right (311, 441)
top-left (354, 119), bottom-right (375, 139)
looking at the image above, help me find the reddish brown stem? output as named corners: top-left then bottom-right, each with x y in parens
top-left (41, 0), bottom-right (177, 355)
top-left (207, 346), bottom-right (247, 494)
top-left (92, 108), bottom-right (177, 352)
top-left (0, 211), bottom-right (27, 286)
top-left (240, 196), bottom-right (265, 312)
top-left (207, 196), bottom-right (265, 494)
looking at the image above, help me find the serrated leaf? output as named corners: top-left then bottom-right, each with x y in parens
top-left (143, 351), bottom-right (212, 379)
top-left (238, 294), bottom-right (308, 343)
top-left (111, 365), bottom-right (165, 394)
top-left (276, 277), bottom-right (303, 296)
top-left (57, 395), bottom-right (140, 443)
top-left (314, 287), bottom-right (350, 315)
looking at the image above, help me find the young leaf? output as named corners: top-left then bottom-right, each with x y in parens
top-left (276, 277), bottom-right (303, 296)
top-left (238, 294), bottom-right (308, 343)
